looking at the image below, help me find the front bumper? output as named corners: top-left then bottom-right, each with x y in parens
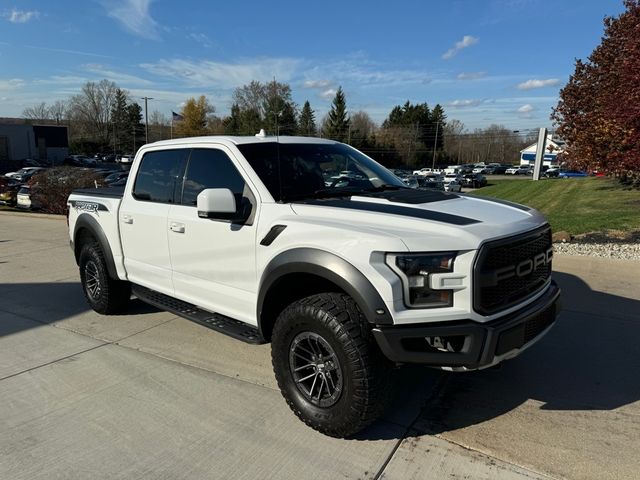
top-left (373, 280), bottom-right (561, 370)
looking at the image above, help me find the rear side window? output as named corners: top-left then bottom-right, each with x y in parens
top-left (180, 148), bottom-right (246, 206)
top-left (133, 149), bottom-right (188, 203)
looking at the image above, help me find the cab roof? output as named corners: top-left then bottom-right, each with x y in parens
top-left (145, 135), bottom-right (339, 148)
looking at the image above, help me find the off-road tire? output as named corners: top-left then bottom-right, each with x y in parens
top-left (271, 293), bottom-right (394, 437)
top-left (79, 241), bottom-right (131, 315)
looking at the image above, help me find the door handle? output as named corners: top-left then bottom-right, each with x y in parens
top-left (170, 222), bottom-right (185, 233)
top-left (122, 215), bottom-right (133, 224)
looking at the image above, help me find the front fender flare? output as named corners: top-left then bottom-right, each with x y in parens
top-left (258, 248), bottom-right (393, 327)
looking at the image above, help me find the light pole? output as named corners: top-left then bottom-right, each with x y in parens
top-left (141, 96), bottom-right (154, 144)
top-left (431, 122), bottom-right (440, 169)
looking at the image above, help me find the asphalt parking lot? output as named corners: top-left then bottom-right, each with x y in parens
top-left (1, 212), bottom-right (639, 479)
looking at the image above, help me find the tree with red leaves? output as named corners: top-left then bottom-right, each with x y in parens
top-left (552, 0), bottom-right (640, 186)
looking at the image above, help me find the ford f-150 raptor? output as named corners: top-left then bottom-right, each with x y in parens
top-left (67, 135), bottom-right (560, 437)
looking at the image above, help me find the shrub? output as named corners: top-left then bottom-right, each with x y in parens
top-left (29, 167), bottom-right (105, 214)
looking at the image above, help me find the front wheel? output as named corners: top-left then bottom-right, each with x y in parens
top-left (79, 241), bottom-right (131, 315)
top-left (271, 293), bottom-right (394, 437)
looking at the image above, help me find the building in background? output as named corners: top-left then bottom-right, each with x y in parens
top-left (520, 134), bottom-right (565, 167)
top-left (0, 118), bottom-right (69, 172)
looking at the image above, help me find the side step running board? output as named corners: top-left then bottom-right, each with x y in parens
top-left (132, 285), bottom-right (266, 345)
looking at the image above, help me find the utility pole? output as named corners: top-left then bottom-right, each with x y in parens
top-left (431, 122), bottom-right (440, 169)
top-left (141, 96), bottom-right (154, 144)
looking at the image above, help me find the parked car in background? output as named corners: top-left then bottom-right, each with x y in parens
top-left (443, 173), bottom-right (463, 192)
top-left (416, 174), bottom-right (444, 191)
top-left (117, 154), bottom-right (135, 164)
top-left (0, 177), bottom-right (22, 206)
top-left (472, 163), bottom-right (498, 174)
top-left (401, 175), bottom-right (419, 188)
top-left (22, 158), bottom-right (48, 168)
top-left (492, 165), bottom-right (510, 174)
top-left (461, 173), bottom-right (488, 188)
top-left (104, 171), bottom-right (129, 185)
top-left (545, 167), bottom-right (560, 177)
top-left (413, 167), bottom-right (444, 176)
top-left (15, 167), bottom-right (47, 183)
top-left (16, 186), bottom-right (39, 209)
top-left (558, 169), bottom-right (588, 178)
top-left (64, 155), bottom-right (97, 167)
top-left (4, 167), bottom-right (46, 181)
top-left (505, 165), bottom-right (530, 175)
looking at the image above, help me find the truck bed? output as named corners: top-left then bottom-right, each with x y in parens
top-left (71, 186), bottom-right (125, 198)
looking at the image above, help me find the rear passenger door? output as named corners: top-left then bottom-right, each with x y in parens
top-left (168, 147), bottom-right (258, 325)
top-left (120, 148), bottom-right (188, 295)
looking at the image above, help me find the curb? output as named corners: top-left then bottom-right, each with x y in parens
top-left (0, 210), bottom-right (65, 221)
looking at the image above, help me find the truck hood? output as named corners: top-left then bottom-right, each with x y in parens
top-left (290, 189), bottom-right (548, 251)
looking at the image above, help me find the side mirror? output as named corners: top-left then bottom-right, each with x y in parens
top-left (197, 188), bottom-right (237, 220)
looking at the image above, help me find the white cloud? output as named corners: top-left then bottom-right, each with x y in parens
top-left (34, 75), bottom-right (89, 85)
top-left (517, 103), bottom-right (535, 113)
top-left (139, 57), bottom-right (300, 89)
top-left (187, 32), bottom-right (213, 48)
top-left (83, 64), bottom-right (152, 85)
top-left (0, 78), bottom-right (25, 90)
top-left (101, 0), bottom-right (160, 40)
top-left (320, 88), bottom-right (337, 100)
top-left (303, 79), bottom-right (332, 89)
top-left (457, 71), bottom-right (486, 80)
top-left (24, 44), bottom-right (113, 59)
top-left (3, 8), bottom-right (40, 23)
top-left (442, 35), bottom-right (479, 60)
top-left (304, 59), bottom-right (432, 89)
top-left (517, 78), bottom-right (560, 90)
top-left (447, 99), bottom-right (483, 108)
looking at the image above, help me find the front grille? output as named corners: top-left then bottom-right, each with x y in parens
top-left (474, 225), bottom-right (552, 315)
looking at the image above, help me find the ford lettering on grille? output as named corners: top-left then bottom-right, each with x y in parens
top-left (493, 247), bottom-right (554, 283)
top-left (473, 226), bottom-right (552, 315)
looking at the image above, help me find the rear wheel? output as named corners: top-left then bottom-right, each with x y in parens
top-left (79, 241), bottom-right (131, 314)
top-left (271, 293), bottom-right (394, 437)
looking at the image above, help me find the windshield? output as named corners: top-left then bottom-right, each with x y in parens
top-left (237, 142), bottom-right (407, 202)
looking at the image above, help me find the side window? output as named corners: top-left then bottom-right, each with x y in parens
top-left (133, 149), bottom-right (188, 203)
top-left (180, 148), bottom-right (246, 206)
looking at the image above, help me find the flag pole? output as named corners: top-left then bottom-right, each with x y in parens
top-left (171, 116), bottom-right (173, 139)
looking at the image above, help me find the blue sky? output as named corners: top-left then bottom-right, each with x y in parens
top-left (0, 0), bottom-right (625, 130)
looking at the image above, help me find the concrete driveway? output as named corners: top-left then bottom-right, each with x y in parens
top-left (1, 212), bottom-right (638, 479)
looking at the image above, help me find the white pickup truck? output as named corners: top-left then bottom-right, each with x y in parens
top-left (67, 135), bottom-right (560, 437)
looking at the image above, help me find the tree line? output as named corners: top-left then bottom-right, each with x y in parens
top-left (22, 79), bottom-right (535, 168)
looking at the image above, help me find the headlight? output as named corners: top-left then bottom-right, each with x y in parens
top-left (386, 252), bottom-right (456, 308)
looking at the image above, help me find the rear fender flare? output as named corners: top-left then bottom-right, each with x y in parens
top-left (73, 214), bottom-right (118, 280)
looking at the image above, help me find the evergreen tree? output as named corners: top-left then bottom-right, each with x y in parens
top-left (126, 102), bottom-right (144, 149)
top-left (298, 101), bottom-right (317, 136)
top-left (322, 87), bottom-right (350, 142)
top-left (224, 104), bottom-right (242, 135)
top-left (110, 89), bottom-right (129, 152)
top-left (379, 101), bottom-right (435, 166)
top-left (278, 102), bottom-right (298, 135)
